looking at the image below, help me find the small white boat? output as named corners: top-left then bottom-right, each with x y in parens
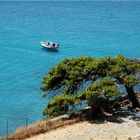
top-left (41, 41), bottom-right (59, 50)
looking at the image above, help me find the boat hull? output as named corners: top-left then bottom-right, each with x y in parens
top-left (42, 46), bottom-right (58, 51)
top-left (41, 41), bottom-right (59, 50)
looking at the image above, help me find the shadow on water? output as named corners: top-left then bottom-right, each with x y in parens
top-left (41, 48), bottom-right (60, 54)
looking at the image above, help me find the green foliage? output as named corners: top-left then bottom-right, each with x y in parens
top-left (107, 55), bottom-right (140, 81)
top-left (41, 55), bottom-right (140, 117)
top-left (81, 78), bottom-right (120, 107)
top-left (44, 78), bottom-right (120, 117)
top-left (44, 95), bottom-right (76, 117)
top-left (41, 56), bottom-right (94, 93)
top-left (41, 93), bottom-right (47, 98)
top-left (124, 75), bottom-right (139, 87)
top-left (41, 55), bottom-right (140, 94)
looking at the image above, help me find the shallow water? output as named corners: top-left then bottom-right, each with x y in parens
top-left (0, 1), bottom-right (140, 136)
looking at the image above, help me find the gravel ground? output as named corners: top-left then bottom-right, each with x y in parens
top-left (26, 115), bottom-right (140, 140)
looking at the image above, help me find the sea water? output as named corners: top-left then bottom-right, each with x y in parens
top-left (0, 1), bottom-right (140, 136)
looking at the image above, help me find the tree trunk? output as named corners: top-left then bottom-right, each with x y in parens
top-left (125, 86), bottom-right (140, 108)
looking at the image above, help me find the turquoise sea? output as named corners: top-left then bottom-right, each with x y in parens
top-left (0, 1), bottom-right (140, 136)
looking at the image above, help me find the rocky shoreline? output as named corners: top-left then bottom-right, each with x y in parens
top-left (1, 94), bottom-right (140, 140)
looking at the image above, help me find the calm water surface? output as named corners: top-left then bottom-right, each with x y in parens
top-left (0, 1), bottom-right (140, 135)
